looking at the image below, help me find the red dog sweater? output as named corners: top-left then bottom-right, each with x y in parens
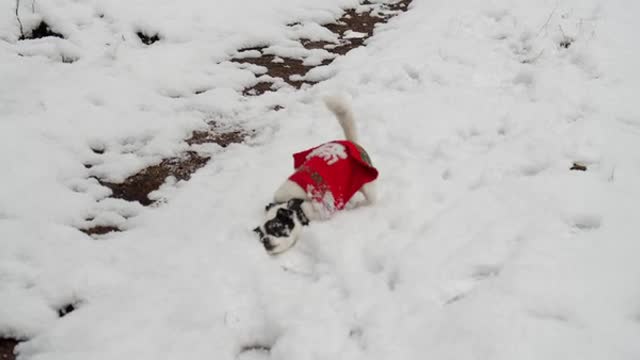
top-left (289, 140), bottom-right (378, 214)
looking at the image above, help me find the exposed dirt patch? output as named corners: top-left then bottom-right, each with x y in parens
top-left (237, 344), bottom-right (271, 359)
top-left (94, 125), bottom-right (250, 207)
top-left (242, 81), bottom-right (276, 96)
top-left (90, 146), bottom-right (105, 155)
top-left (20, 21), bottom-right (64, 40)
top-left (186, 122), bottom-right (252, 146)
top-left (240, 344), bottom-right (271, 352)
top-left (0, 338), bottom-right (18, 360)
top-left (231, 52), bottom-right (322, 95)
top-left (233, 0), bottom-right (413, 96)
top-left (317, 0), bottom-right (413, 54)
top-left (99, 151), bottom-right (210, 206)
top-left (299, 39), bottom-right (334, 50)
top-left (386, 0), bottom-right (412, 12)
top-left (323, 8), bottom-right (378, 38)
top-left (570, 162), bottom-right (587, 171)
top-left (137, 31), bottom-right (160, 45)
top-left (57, 303), bottom-right (78, 318)
top-left (80, 225), bottom-right (121, 236)
top-left (61, 55), bottom-right (77, 64)
top-left (76, 125), bottom-right (250, 235)
top-left (559, 37), bottom-right (573, 49)
top-left (237, 45), bottom-right (268, 53)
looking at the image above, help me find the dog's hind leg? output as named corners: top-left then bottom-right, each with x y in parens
top-left (274, 180), bottom-right (307, 203)
top-left (360, 181), bottom-right (377, 205)
top-left (300, 200), bottom-right (324, 222)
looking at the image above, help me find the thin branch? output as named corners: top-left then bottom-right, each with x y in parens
top-left (16, 0), bottom-right (25, 39)
top-left (534, 2), bottom-right (559, 40)
top-left (521, 49), bottom-right (544, 64)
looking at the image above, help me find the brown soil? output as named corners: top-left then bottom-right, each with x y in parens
top-left (242, 81), bottom-right (276, 96)
top-left (78, 124), bottom-right (249, 235)
top-left (233, 0), bottom-right (413, 95)
top-left (231, 53), bottom-right (321, 95)
top-left (386, 0), bottom-right (412, 12)
top-left (94, 124), bottom-right (249, 207)
top-left (322, 8), bottom-right (379, 38)
top-left (0, 338), bottom-right (18, 360)
top-left (57, 303), bottom-right (77, 318)
top-left (570, 162), bottom-right (587, 171)
top-left (299, 40), bottom-right (334, 50)
top-left (238, 344), bottom-right (271, 358)
top-left (236, 45), bottom-right (269, 53)
top-left (99, 151), bottom-right (211, 206)
top-left (79, 225), bottom-right (121, 236)
top-left (90, 147), bottom-right (105, 155)
top-left (137, 31), bottom-right (160, 45)
top-left (186, 122), bottom-right (251, 146)
top-left (20, 21), bottom-right (63, 40)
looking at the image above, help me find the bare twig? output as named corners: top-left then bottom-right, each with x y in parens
top-left (534, 2), bottom-right (559, 40)
top-left (521, 49), bottom-right (544, 64)
top-left (558, 24), bottom-right (567, 38)
top-left (16, 0), bottom-right (25, 39)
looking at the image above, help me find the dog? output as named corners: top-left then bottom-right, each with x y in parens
top-left (254, 96), bottom-right (379, 254)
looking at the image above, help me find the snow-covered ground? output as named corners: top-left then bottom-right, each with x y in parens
top-left (2, 0), bottom-right (640, 359)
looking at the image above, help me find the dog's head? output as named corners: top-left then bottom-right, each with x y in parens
top-left (254, 199), bottom-right (308, 254)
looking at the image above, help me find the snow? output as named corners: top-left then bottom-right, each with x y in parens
top-left (343, 31), bottom-right (367, 39)
top-left (2, 0), bottom-right (640, 359)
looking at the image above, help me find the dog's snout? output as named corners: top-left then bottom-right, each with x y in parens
top-left (261, 238), bottom-right (275, 251)
top-left (254, 227), bottom-right (273, 251)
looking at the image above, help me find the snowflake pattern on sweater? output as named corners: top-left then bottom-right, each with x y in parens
top-left (305, 142), bottom-right (348, 165)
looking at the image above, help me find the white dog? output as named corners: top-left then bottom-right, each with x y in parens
top-left (254, 96), bottom-right (378, 254)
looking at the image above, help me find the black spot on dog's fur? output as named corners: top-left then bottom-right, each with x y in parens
top-left (277, 208), bottom-right (292, 218)
top-left (287, 198), bottom-right (308, 225)
top-left (264, 208), bottom-right (295, 238)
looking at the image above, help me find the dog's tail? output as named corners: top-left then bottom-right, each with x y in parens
top-left (324, 95), bottom-right (358, 143)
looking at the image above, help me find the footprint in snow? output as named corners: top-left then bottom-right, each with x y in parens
top-left (236, 345), bottom-right (271, 360)
top-left (569, 213), bottom-right (602, 231)
top-left (444, 264), bottom-right (503, 305)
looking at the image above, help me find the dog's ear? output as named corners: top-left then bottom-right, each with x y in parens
top-left (287, 198), bottom-right (303, 210)
top-left (265, 202), bottom-right (279, 211)
top-left (253, 227), bottom-right (264, 238)
top-left (287, 198), bottom-right (309, 226)
top-left (276, 208), bottom-right (293, 219)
